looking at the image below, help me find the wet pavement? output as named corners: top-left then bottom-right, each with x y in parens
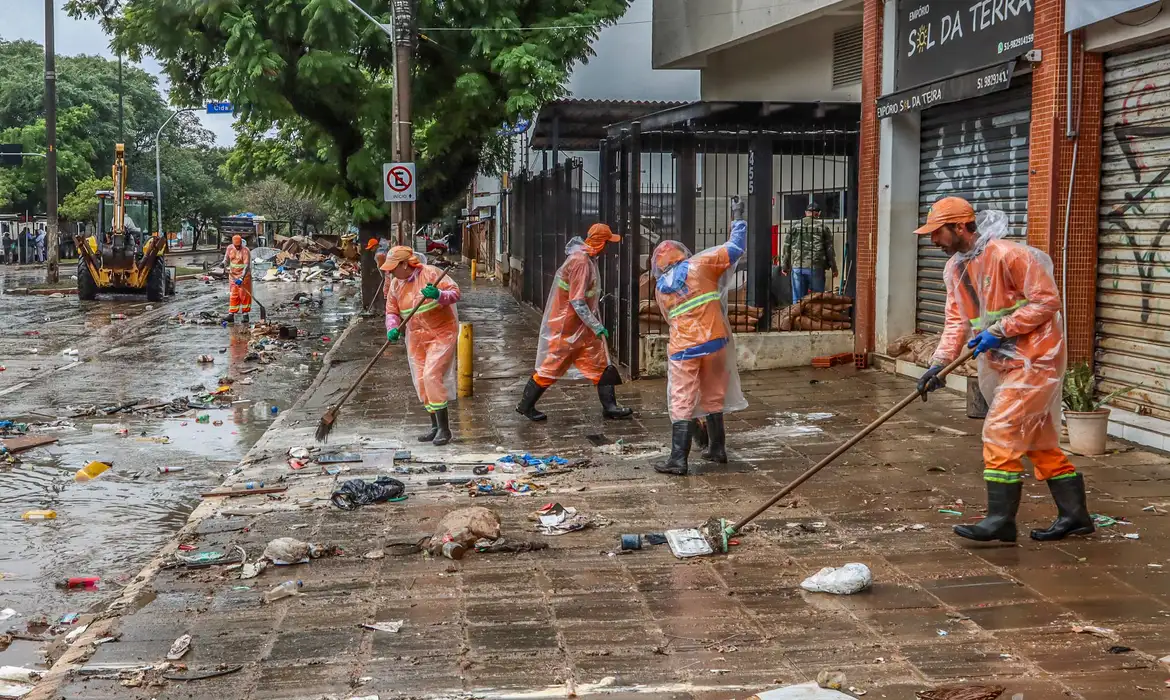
top-left (0, 265), bottom-right (353, 669)
top-left (27, 270), bottom-right (1170, 700)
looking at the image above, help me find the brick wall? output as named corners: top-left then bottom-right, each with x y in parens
top-left (1027, 0), bottom-right (1104, 364)
top-left (854, 0), bottom-right (883, 359)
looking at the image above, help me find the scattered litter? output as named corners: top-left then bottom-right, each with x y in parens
top-left (938, 509), bottom-right (963, 516)
top-left (915, 686), bottom-right (1006, 700)
top-left (61, 348), bottom-right (78, 357)
top-left (910, 524), bottom-right (927, 531)
top-left (936, 629), bottom-right (948, 637)
top-left (0, 666), bottom-right (39, 699)
top-left (816, 670), bottom-right (846, 689)
top-left (331, 477), bottom-right (406, 510)
top-left (1143, 505), bottom-right (1166, 515)
top-left (74, 460), bottom-right (112, 482)
top-left (58, 613), bottom-right (80, 625)
top-left (745, 682), bottom-right (854, 699)
top-left (162, 665), bottom-right (243, 682)
top-left (360, 621), bottom-right (403, 633)
top-left (0, 609), bottom-right (14, 622)
top-left (363, 550), bottom-right (385, 560)
top-left (262, 538), bottom-right (322, 565)
top-left (21, 510), bottom-right (56, 520)
top-left (531, 503), bottom-right (607, 535)
top-left (1124, 533), bottom-right (1141, 540)
top-left (1108, 646), bottom-right (1133, 654)
top-left (263, 580), bottom-right (303, 603)
top-left (848, 688), bottom-right (867, 697)
top-left (1072, 624), bottom-right (1118, 640)
top-left (800, 563), bottom-right (873, 595)
top-left (318, 452), bottom-right (362, 464)
top-left (239, 561), bottom-right (267, 580)
top-left (166, 634), bottom-right (191, 660)
top-left (428, 506), bottom-right (501, 556)
top-left (157, 466), bottom-right (185, 474)
top-left (287, 447), bottom-right (311, 460)
top-left (664, 528), bottom-right (713, 558)
top-left (196, 355), bottom-right (214, 363)
top-left (64, 624), bottom-right (89, 642)
top-left (1092, 514), bottom-right (1129, 528)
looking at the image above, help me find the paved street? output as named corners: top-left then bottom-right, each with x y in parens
top-left (23, 271), bottom-right (1170, 700)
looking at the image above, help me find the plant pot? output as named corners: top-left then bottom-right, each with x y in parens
top-left (1064, 408), bottom-right (1111, 456)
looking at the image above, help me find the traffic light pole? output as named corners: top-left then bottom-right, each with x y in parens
top-left (392, 0), bottom-right (415, 248)
top-left (44, 0), bottom-right (59, 284)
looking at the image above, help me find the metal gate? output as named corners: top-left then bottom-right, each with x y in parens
top-left (1097, 43), bottom-right (1170, 420)
top-left (916, 79), bottom-right (1032, 333)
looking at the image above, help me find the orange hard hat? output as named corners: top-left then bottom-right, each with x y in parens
top-left (379, 245), bottom-right (420, 272)
top-left (915, 196), bottom-right (976, 235)
top-left (232, 235), bottom-right (243, 246)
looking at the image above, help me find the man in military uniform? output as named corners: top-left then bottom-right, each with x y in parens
top-left (780, 201), bottom-right (837, 302)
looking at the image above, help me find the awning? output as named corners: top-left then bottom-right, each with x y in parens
top-left (877, 60), bottom-right (1017, 120)
top-left (1066, 0), bottom-right (1161, 32)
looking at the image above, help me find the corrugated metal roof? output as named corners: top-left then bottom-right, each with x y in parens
top-left (529, 99), bottom-right (689, 149)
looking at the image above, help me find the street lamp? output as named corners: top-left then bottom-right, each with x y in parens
top-left (155, 107), bottom-right (196, 238)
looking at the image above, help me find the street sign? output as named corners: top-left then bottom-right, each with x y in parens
top-left (0, 144), bottom-right (22, 167)
top-left (383, 162), bottom-right (416, 202)
top-left (206, 102), bottom-right (234, 114)
top-left (497, 118), bottom-right (531, 136)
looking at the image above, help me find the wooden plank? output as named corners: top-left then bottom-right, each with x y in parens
top-left (200, 486), bottom-right (288, 498)
top-left (0, 435), bottom-right (59, 454)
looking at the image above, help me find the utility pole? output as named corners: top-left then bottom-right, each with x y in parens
top-left (44, 0), bottom-right (59, 284)
top-left (393, 0), bottom-right (415, 248)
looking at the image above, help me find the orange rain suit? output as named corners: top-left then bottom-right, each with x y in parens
top-left (224, 243), bottom-right (252, 314)
top-left (932, 232), bottom-right (1073, 484)
top-left (653, 220), bottom-right (748, 422)
top-left (385, 263), bottom-right (461, 413)
top-left (533, 224), bottom-right (620, 388)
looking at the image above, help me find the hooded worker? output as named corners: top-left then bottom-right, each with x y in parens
top-left (651, 199), bottom-right (749, 475)
top-left (382, 246), bottom-right (461, 446)
top-left (516, 223), bottom-right (633, 422)
top-left (916, 197), bottom-right (1093, 543)
top-left (223, 234), bottom-right (252, 324)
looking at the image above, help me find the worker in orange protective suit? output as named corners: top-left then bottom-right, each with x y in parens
top-left (223, 235), bottom-right (251, 324)
top-left (515, 223), bottom-right (633, 422)
top-left (651, 198), bottom-right (749, 476)
top-left (382, 246), bottom-right (461, 446)
top-left (916, 197), bottom-right (1093, 543)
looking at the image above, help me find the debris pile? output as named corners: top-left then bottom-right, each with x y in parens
top-left (887, 333), bottom-right (978, 376)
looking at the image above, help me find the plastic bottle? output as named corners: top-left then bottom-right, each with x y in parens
top-left (109, 313), bottom-right (126, 320)
top-left (244, 481), bottom-right (264, 489)
top-left (157, 466), bottom-right (185, 474)
top-left (60, 576), bottom-right (100, 589)
top-left (22, 510), bottom-right (57, 520)
top-left (441, 542), bottom-right (466, 560)
top-left (264, 580), bottom-right (303, 603)
top-left (75, 461), bottom-right (112, 482)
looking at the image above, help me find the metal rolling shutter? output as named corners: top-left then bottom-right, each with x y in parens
top-left (1097, 44), bottom-right (1170, 420)
top-left (916, 79), bottom-right (1032, 334)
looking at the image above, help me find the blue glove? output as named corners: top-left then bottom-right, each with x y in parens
top-left (387, 328), bottom-right (401, 343)
top-left (916, 365), bottom-right (944, 402)
top-left (421, 284), bottom-right (440, 300)
top-left (967, 330), bottom-right (1002, 357)
top-left (234, 278), bottom-right (243, 286)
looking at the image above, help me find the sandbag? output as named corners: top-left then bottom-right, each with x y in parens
top-left (428, 506), bottom-right (502, 553)
top-left (802, 291), bottom-right (852, 305)
top-left (804, 306), bottom-right (851, 322)
top-left (791, 316), bottom-right (852, 331)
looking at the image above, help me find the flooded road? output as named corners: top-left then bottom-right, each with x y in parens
top-left (0, 265), bottom-right (354, 666)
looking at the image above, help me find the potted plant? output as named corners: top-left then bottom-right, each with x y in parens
top-left (1062, 362), bottom-right (1133, 456)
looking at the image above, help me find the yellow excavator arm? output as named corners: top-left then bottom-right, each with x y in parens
top-left (110, 143), bottom-right (126, 238)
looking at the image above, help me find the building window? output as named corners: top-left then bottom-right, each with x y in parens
top-left (832, 25), bottom-right (863, 89)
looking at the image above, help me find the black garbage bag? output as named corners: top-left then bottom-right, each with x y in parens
top-left (331, 476), bottom-right (406, 510)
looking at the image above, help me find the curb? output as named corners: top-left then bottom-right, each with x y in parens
top-left (23, 309), bottom-right (367, 700)
top-left (11, 274), bottom-right (201, 296)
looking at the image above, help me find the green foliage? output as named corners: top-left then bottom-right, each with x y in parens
top-left (1063, 362), bottom-right (1134, 412)
top-left (240, 177), bottom-right (339, 234)
top-left (65, 0), bottom-right (630, 225)
top-left (60, 175), bottom-right (114, 224)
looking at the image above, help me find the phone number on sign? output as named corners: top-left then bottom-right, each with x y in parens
top-left (976, 68), bottom-right (1010, 91)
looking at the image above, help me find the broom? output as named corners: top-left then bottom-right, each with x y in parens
top-left (315, 265), bottom-right (452, 443)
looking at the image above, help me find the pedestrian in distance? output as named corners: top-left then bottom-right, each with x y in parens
top-left (223, 235), bottom-right (252, 324)
top-left (779, 200), bottom-right (837, 302)
top-left (515, 223), bottom-right (633, 422)
top-left (382, 246), bottom-right (460, 446)
top-left (650, 197), bottom-right (750, 476)
top-left (916, 196), bottom-right (1094, 543)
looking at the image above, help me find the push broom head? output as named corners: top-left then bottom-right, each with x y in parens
top-left (700, 516), bottom-right (732, 554)
top-left (315, 404), bottom-right (338, 443)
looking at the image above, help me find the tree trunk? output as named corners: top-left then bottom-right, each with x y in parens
top-left (360, 219), bottom-right (388, 309)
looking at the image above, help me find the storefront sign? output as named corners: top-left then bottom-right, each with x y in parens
top-left (877, 60), bottom-right (1016, 119)
top-left (895, 0), bottom-right (1034, 91)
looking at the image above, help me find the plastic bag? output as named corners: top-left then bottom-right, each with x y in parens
top-left (262, 537), bottom-right (322, 565)
top-left (800, 563), bottom-right (872, 595)
top-left (331, 477), bottom-right (406, 510)
top-left (746, 682), bottom-right (854, 700)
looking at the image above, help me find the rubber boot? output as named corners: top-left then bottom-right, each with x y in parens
top-left (417, 413), bottom-right (439, 442)
top-left (598, 384), bottom-right (633, 419)
top-left (953, 481), bottom-right (1021, 543)
top-left (655, 421), bottom-right (692, 476)
top-left (692, 418), bottom-right (709, 450)
top-left (432, 408), bottom-right (452, 446)
top-left (1031, 474), bottom-right (1095, 541)
top-left (225, 313), bottom-right (235, 325)
top-left (516, 378), bottom-right (548, 422)
top-left (241, 313), bottom-right (250, 324)
top-left (701, 412), bottom-right (728, 463)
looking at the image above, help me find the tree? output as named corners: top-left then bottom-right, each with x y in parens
top-left (59, 175), bottom-right (114, 225)
top-left (0, 105), bottom-right (101, 215)
top-left (66, 0), bottom-right (630, 298)
top-left (240, 178), bottom-right (337, 236)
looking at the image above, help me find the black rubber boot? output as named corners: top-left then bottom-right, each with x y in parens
top-left (516, 378), bottom-right (548, 422)
top-left (418, 413), bottom-right (439, 442)
top-left (1031, 474), bottom-right (1095, 541)
top-left (954, 481), bottom-right (1021, 543)
top-left (655, 421), bottom-right (692, 476)
top-left (225, 313), bottom-right (235, 325)
top-left (241, 313), bottom-right (250, 324)
top-left (432, 408), bottom-right (452, 446)
top-left (701, 412), bottom-right (727, 463)
top-left (598, 384), bottom-right (633, 419)
top-left (692, 418), bottom-right (709, 449)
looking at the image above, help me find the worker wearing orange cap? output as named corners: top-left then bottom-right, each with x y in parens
top-left (516, 223), bottom-right (633, 422)
top-left (223, 235), bottom-right (252, 324)
top-left (651, 198), bottom-right (749, 475)
top-left (382, 246), bottom-right (461, 446)
top-left (916, 197), bottom-right (1093, 543)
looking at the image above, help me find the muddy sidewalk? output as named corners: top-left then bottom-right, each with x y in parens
top-left (32, 273), bottom-right (1170, 700)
